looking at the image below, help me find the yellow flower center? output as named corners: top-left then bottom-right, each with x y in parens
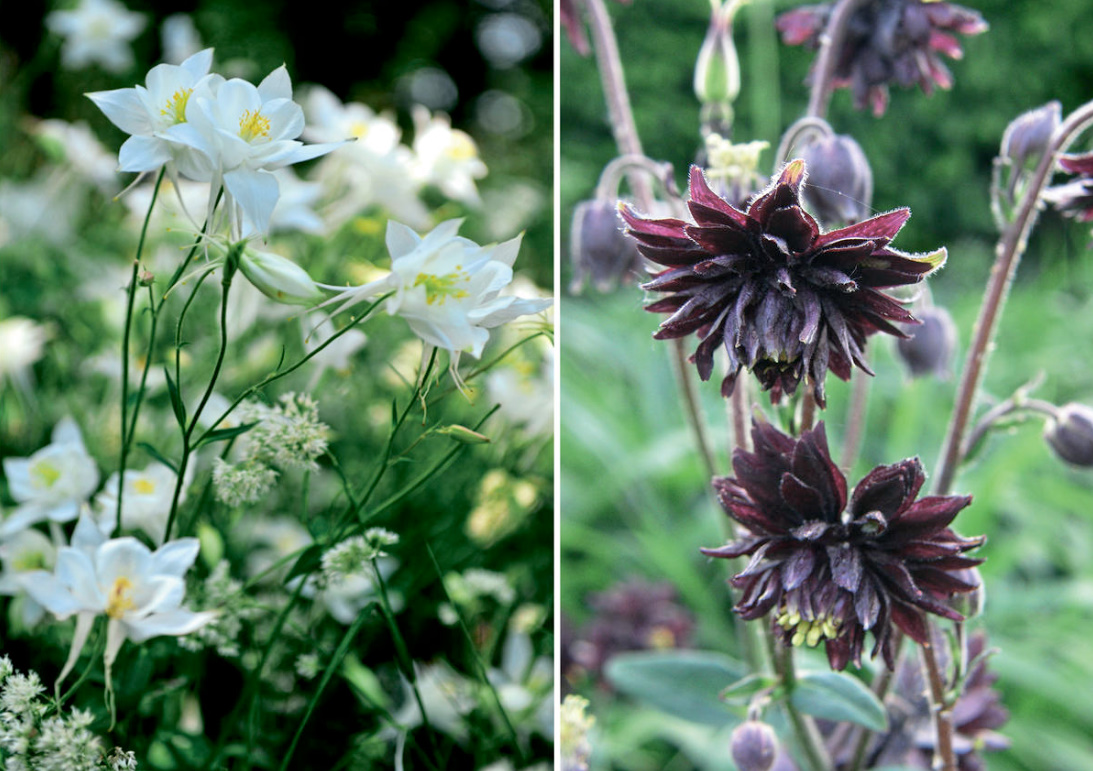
top-left (106, 577), bottom-right (136, 619)
top-left (11, 551), bottom-right (47, 572)
top-left (646, 625), bottom-right (677, 650)
top-left (30, 460), bottom-right (61, 490)
top-left (775, 607), bottom-right (841, 648)
top-left (161, 88), bottom-right (193, 124)
top-left (349, 120), bottom-right (369, 139)
top-left (239, 109), bottom-right (271, 142)
top-left (133, 478), bottom-right (156, 495)
top-left (414, 269), bottom-right (470, 305)
top-left (446, 132), bottom-right (478, 161)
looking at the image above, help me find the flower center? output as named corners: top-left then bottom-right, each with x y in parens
top-left (11, 551), bottom-right (46, 572)
top-left (161, 88), bottom-right (192, 125)
top-left (775, 607), bottom-right (841, 648)
top-left (646, 625), bottom-right (678, 650)
top-left (349, 120), bottom-right (369, 139)
top-left (414, 269), bottom-right (470, 305)
top-left (106, 577), bottom-right (136, 619)
top-left (446, 133), bottom-right (477, 161)
top-left (133, 478), bottom-right (156, 495)
top-left (30, 460), bottom-right (61, 490)
top-left (239, 109), bottom-right (271, 142)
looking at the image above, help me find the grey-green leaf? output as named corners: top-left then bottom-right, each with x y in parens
top-left (790, 670), bottom-right (888, 732)
top-left (605, 649), bottom-right (746, 727)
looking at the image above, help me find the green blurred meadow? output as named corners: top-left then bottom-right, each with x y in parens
top-left (561, 1), bottom-right (1093, 769)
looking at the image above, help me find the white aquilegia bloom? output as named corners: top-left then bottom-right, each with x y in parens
top-left (46, 0), bottom-right (146, 74)
top-left (161, 13), bottom-right (203, 65)
top-left (0, 528), bottom-right (58, 627)
top-left (1, 418), bottom-right (99, 536)
top-left (411, 106), bottom-right (487, 205)
top-left (92, 462), bottom-right (190, 544)
top-left (32, 119), bottom-right (120, 195)
top-left (19, 514), bottom-right (214, 686)
top-left (86, 48), bottom-right (220, 174)
top-left (0, 316), bottom-right (51, 397)
top-left (486, 347), bottom-right (554, 438)
top-left (163, 65), bottom-right (344, 236)
top-left (323, 219), bottom-right (551, 374)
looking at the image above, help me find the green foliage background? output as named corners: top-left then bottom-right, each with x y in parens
top-left (561, 1), bottom-right (1093, 769)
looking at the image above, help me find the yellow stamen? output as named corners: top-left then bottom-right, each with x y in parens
top-left (133, 478), bottom-right (156, 495)
top-left (446, 132), bottom-right (478, 161)
top-left (775, 606), bottom-right (841, 648)
top-left (106, 577), bottom-right (136, 619)
top-left (646, 626), bottom-right (677, 650)
top-left (414, 270), bottom-right (470, 305)
top-left (161, 88), bottom-right (193, 124)
top-left (349, 120), bottom-right (369, 139)
top-left (30, 461), bottom-right (61, 490)
top-left (239, 109), bottom-right (271, 142)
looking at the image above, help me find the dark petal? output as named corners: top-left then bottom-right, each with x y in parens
top-left (782, 547), bottom-right (817, 590)
top-left (854, 574), bottom-right (882, 630)
top-left (793, 423), bottom-right (849, 516)
top-left (700, 535), bottom-right (768, 560)
top-left (889, 600), bottom-right (929, 643)
top-left (641, 266), bottom-right (706, 292)
top-left (618, 205), bottom-right (689, 243)
top-left (911, 565), bottom-right (979, 596)
top-left (780, 472), bottom-right (824, 520)
top-left (825, 634), bottom-right (853, 672)
top-left (693, 329), bottom-right (721, 381)
top-left (687, 166), bottom-right (751, 228)
top-left (736, 569), bottom-right (782, 618)
top-left (748, 161), bottom-right (807, 225)
top-left (854, 248), bottom-right (942, 288)
top-left (685, 224), bottom-right (756, 258)
top-left (814, 207), bottom-right (910, 249)
top-left (720, 369), bottom-right (740, 399)
top-left (1060, 152), bottom-right (1093, 176)
top-left (828, 543), bottom-right (864, 592)
top-left (803, 265), bottom-right (858, 291)
top-left (766, 205), bottom-right (819, 254)
top-left (850, 458), bottom-right (924, 518)
top-left (790, 520), bottom-right (832, 541)
top-left (889, 494), bottom-right (972, 532)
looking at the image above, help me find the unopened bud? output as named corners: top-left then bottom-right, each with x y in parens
top-left (437, 424), bottom-right (491, 444)
top-left (1001, 100), bottom-right (1061, 170)
top-left (138, 269), bottom-right (155, 286)
top-left (238, 249), bottom-right (324, 306)
top-left (945, 566), bottom-right (985, 619)
top-left (730, 720), bottom-right (778, 771)
top-left (693, 3), bottom-right (740, 107)
top-left (797, 133), bottom-right (873, 226)
top-left (897, 306), bottom-right (957, 379)
top-left (1044, 402), bottom-right (1093, 467)
top-left (568, 199), bottom-right (640, 293)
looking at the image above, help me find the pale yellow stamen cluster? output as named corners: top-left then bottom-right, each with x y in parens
top-left (776, 607), bottom-right (841, 648)
top-left (414, 268), bottom-right (470, 305)
top-left (239, 109), bottom-right (271, 142)
top-left (133, 478), bottom-right (156, 494)
top-left (446, 132), bottom-right (478, 161)
top-left (106, 577), bottom-right (136, 619)
top-left (30, 460), bottom-right (61, 490)
top-left (646, 625), bottom-right (678, 650)
top-left (161, 88), bottom-right (193, 124)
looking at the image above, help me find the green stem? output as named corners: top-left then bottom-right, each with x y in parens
top-left (777, 643), bottom-right (833, 771)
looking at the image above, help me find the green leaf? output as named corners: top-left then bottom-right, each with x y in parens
top-left (283, 544), bottom-right (323, 585)
top-left (605, 649), bottom-right (746, 727)
top-left (719, 673), bottom-right (775, 705)
top-left (790, 670), bottom-right (888, 732)
top-left (195, 421), bottom-right (257, 448)
top-left (164, 368), bottom-right (187, 430)
top-left (137, 442), bottom-right (177, 474)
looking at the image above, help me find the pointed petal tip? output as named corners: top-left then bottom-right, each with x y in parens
top-left (780, 159), bottom-right (807, 188)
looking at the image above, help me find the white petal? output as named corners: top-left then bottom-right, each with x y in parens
top-left (150, 538), bottom-right (200, 577)
top-left (52, 416), bottom-right (85, 447)
top-left (86, 88), bottom-right (154, 135)
top-left (469, 296), bottom-right (552, 330)
top-left (118, 136), bottom-right (172, 172)
top-left (56, 547), bottom-right (105, 611)
top-left (257, 65), bottom-right (292, 101)
top-left (57, 613), bottom-right (97, 687)
top-left (0, 504), bottom-right (50, 537)
top-left (223, 168), bottom-right (280, 235)
top-left (125, 609), bottom-right (216, 641)
top-left (180, 48), bottom-right (214, 79)
top-left (487, 233), bottom-right (524, 268)
top-left (18, 569), bottom-right (82, 618)
top-left (386, 220), bottom-right (424, 261)
top-left (72, 511), bottom-right (109, 552)
top-left (95, 537), bottom-right (153, 587)
top-left (104, 617), bottom-right (127, 669)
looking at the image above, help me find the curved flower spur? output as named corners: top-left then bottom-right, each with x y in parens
top-left (621, 160), bottom-right (946, 406)
top-left (701, 420), bottom-right (984, 671)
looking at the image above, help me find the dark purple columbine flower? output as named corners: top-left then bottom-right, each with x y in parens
top-left (777, 0), bottom-right (988, 116)
top-left (701, 420), bottom-right (984, 671)
top-left (621, 161), bottom-right (944, 407)
top-left (1043, 152), bottom-right (1093, 225)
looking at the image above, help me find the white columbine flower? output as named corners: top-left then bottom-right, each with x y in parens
top-left (486, 347), bottom-right (554, 438)
top-left (46, 0), bottom-right (146, 74)
top-left (1, 418), bottom-right (99, 537)
top-left (323, 218), bottom-right (551, 371)
top-left (163, 65), bottom-right (344, 236)
top-left (92, 462), bottom-right (189, 544)
top-left (411, 106), bottom-right (488, 205)
top-left (0, 316), bottom-right (51, 397)
top-left (86, 48), bottom-right (221, 174)
top-left (19, 514), bottom-right (214, 687)
top-left (0, 529), bottom-right (58, 627)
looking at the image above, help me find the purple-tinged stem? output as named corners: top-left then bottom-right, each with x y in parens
top-left (934, 99), bottom-right (1093, 495)
top-left (919, 622), bottom-right (956, 771)
top-left (805, 0), bottom-right (868, 119)
top-left (839, 353), bottom-right (872, 470)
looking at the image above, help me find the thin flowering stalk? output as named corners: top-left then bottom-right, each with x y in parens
top-left (839, 350), bottom-right (872, 470)
top-left (919, 620), bottom-right (957, 771)
top-left (934, 99), bottom-right (1093, 494)
top-left (805, 0), bottom-right (870, 119)
top-left (116, 167), bottom-right (165, 533)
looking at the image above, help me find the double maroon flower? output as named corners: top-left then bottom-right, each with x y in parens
top-left (621, 161), bottom-right (944, 407)
top-left (1044, 152), bottom-right (1093, 224)
top-left (701, 420), bottom-right (984, 671)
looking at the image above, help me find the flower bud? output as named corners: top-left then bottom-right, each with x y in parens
top-left (797, 133), bottom-right (873, 226)
top-left (568, 199), bottom-right (641, 293)
top-left (693, 3), bottom-right (740, 107)
top-left (896, 305), bottom-right (957, 379)
top-left (238, 249), bottom-right (324, 306)
top-left (138, 269), bottom-right (155, 286)
top-left (437, 424), bottom-right (491, 444)
top-left (1044, 402), bottom-right (1093, 467)
top-left (944, 566), bottom-right (985, 619)
top-left (730, 720), bottom-right (778, 771)
top-left (1001, 100), bottom-right (1061, 170)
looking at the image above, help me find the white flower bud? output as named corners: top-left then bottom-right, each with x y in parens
top-left (239, 249), bottom-right (324, 306)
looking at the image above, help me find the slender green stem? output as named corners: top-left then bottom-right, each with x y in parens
top-left (116, 168), bottom-right (165, 534)
top-left (777, 643), bottom-right (833, 771)
top-left (125, 284), bottom-right (161, 447)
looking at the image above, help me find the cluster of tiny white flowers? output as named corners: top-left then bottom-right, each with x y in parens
top-left (179, 561), bottom-right (259, 658)
top-left (294, 652), bottom-right (322, 680)
top-left (439, 568), bottom-right (516, 625)
top-left (211, 458), bottom-right (279, 508)
top-left (320, 528), bottom-right (400, 584)
top-left (0, 656), bottom-right (136, 770)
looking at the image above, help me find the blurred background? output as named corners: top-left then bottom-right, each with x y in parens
top-left (561, 1), bottom-right (1093, 769)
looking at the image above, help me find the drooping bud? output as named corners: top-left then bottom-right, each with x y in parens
top-left (693, 1), bottom-right (741, 108)
top-left (897, 305), bottom-right (957, 379)
top-left (797, 132), bottom-right (873, 226)
top-left (943, 566), bottom-right (985, 619)
top-left (436, 424), bottom-right (491, 444)
top-left (730, 720), bottom-right (778, 771)
top-left (238, 249), bottom-right (324, 306)
top-left (138, 269), bottom-right (155, 287)
top-left (1001, 100), bottom-right (1061, 171)
top-left (568, 199), bottom-right (641, 293)
top-left (1044, 402), bottom-right (1093, 467)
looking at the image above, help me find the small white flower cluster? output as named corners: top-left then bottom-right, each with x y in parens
top-left (560, 695), bottom-right (595, 771)
top-left (438, 568), bottom-right (516, 626)
top-left (179, 561), bottom-right (259, 658)
top-left (0, 656), bottom-right (136, 771)
top-left (320, 528), bottom-right (400, 583)
top-left (212, 393), bottom-right (329, 507)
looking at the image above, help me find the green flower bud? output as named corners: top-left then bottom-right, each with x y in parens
top-left (239, 249), bottom-right (324, 306)
top-left (693, 3), bottom-right (740, 107)
top-left (437, 425), bottom-right (491, 444)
